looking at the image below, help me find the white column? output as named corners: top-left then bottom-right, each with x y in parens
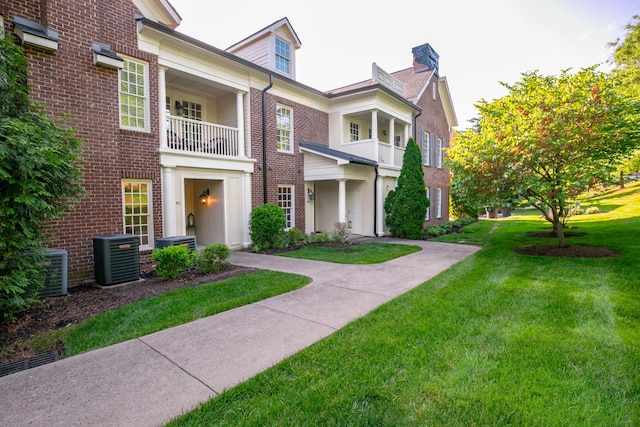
top-left (338, 179), bottom-right (346, 223)
top-left (242, 171), bottom-right (252, 247)
top-left (162, 165), bottom-right (176, 236)
top-left (389, 118), bottom-right (395, 166)
top-left (236, 91), bottom-right (245, 157)
top-left (158, 66), bottom-right (168, 148)
top-left (376, 175), bottom-right (384, 236)
top-left (371, 110), bottom-right (378, 162)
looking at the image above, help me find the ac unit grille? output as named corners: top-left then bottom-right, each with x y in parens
top-left (155, 236), bottom-right (197, 252)
top-left (39, 249), bottom-right (68, 297)
top-left (93, 234), bottom-right (140, 286)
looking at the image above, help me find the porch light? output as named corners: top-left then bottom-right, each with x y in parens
top-left (199, 188), bottom-right (209, 204)
top-left (348, 219), bottom-right (353, 229)
top-left (307, 187), bottom-right (314, 201)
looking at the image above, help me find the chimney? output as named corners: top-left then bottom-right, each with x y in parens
top-left (412, 43), bottom-right (439, 75)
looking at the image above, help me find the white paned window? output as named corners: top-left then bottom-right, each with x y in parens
top-left (275, 37), bottom-right (291, 74)
top-left (425, 187), bottom-right (431, 220)
top-left (422, 131), bottom-right (432, 166)
top-left (122, 180), bottom-right (153, 249)
top-left (436, 187), bottom-right (443, 219)
top-left (436, 137), bottom-right (443, 168)
top-left (349, 122), bottom-right (359, 142)
top-left (276, 104), bottom-right (293, 152)
top-left (119, 57), bottom-right (149, 131)
top-left (278, 185), bottom-right (294, 229)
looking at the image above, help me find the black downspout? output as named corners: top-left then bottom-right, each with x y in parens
top-left (374, 164), bottom-right (379, 236)
top-left (413, 110), bottom-right (422, 141)
top-left (262, 74), bottom-right (273, 205)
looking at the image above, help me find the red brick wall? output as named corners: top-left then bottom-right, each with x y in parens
top-left (416, 80), bottom-right (451, 223)
top-left (2, 0), bottom-right (162, 282)
top-left (250, 87), bottom-right (328, 229)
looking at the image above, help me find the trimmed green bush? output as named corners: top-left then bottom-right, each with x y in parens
top-left (152, 245), bottom-right (195, 279)
top-left (287, 227), bottom-right (306, 246)
top-left (386, 138), bottom-right (430, 239)
top-left (197, 244), bottom-right (230, 274)
top-left (249, 203), bottom-right (287, 251)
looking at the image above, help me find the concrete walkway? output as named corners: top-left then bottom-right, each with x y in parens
top-left (0, 239), bottom-right (479, 427)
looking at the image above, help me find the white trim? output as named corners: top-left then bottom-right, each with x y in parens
top-left (121, 179), bottom-right (154, 251)
top-left (118, 55), bottom-right (150, 132)
top-left (276, 104), bottom-right (293, 153)
top-left (278, 184), bottom-right (295, 229)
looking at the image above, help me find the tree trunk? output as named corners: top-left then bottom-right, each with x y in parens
top-left (619, 170), bottom-right (625, 189)
top-left (554, 221), bottom-right (567, 248)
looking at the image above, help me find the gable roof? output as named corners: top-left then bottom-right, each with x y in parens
top-left (299, 141), bottom-right (377, 166)
top-left (133, 0), bottom-right (181, 28)
top-left (327, 66), bottom-right (435, 102)
top-left (226, 17), bottom-right (301, 52)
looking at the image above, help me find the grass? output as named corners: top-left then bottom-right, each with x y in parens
top-left (168, 183), bottom-right (640, 426)
top-left (30, 271), bottom-right (310, 358)
top-left (276, 242), bottom-right (422, 264)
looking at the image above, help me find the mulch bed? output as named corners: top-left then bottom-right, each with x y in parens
top-left (0, 265), bottom-right (258, 365)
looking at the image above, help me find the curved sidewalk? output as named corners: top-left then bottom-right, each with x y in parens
top-left (0, 239), bottom-right (479, 427)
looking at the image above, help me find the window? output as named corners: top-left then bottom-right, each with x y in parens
top-left (276, 104), bottom-right (293, 152)
top-left (122, 180), bottom-right (153, 249)
top-left (436, 137), bottom-right (444, 168)
top-left (278, 185), bottom-right (294, 229)
top-left (349, 122), bottom-right (359, 142)
top-left (432, 82), bottom-right (437, 100)
top-left (422, 131), bottom-right (432, 166)
top-left (425, 187), bottom-right (431, 220)
top-left (435, 187), bottom-right (443, 219)
top-left (275, 38), bottom-right (291, 74)
top-left (119, 57), bottom-right (149, 131)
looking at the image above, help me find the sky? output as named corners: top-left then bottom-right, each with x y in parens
top-left (168, 0), bottom-right (639, 129)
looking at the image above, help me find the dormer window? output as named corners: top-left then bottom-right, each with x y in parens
top-left (275, 37), bottom-right (291, 75)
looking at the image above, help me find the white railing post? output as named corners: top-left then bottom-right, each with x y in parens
top-left (236, 91), bottom-right (245, 157)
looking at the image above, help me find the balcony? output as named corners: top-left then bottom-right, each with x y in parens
top-left (339, 139), bottom-right (405, 168)
top-left (166, 115), bottom-right (240, 157)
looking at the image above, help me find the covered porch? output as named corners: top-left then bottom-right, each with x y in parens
top-left (300, 141), bottom-right (384, 237)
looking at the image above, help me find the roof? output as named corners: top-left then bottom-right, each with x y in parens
top-left (299, 141), bottom-right (377, 166)
top-left (226, 17), bottom-right (302, 52)
top-left (391, 67), bottom-right (435, 100)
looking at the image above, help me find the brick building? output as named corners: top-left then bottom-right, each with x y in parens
top-left (2, 0), bottom-right (457, 283)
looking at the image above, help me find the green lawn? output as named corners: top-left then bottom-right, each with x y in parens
top-left (168, 183), bottom-right (640, 426)
top-left (277, 242), bottom-right (422, 264)
top-left (31, 271), bottom-right (310, 358)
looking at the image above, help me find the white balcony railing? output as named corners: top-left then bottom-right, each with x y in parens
top-left (166, 115), bottom-right (239, 157)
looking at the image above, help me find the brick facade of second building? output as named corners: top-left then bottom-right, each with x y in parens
top-left (250, 88), bottom-right (329, 229)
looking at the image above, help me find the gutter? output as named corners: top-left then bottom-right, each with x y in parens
top-left (413, 110), bottom-right (422, 141)
top-left (262, 74), bottom-right (273, 205)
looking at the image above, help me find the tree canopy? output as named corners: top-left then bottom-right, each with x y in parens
top-left (448, 67), bottom-right (639, 247)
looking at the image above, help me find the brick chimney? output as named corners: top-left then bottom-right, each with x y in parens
top-left (412, 43), bottom-right (439, 75)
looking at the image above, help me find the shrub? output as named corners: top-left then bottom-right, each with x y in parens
top-left (287, 227), bottom-right (306, 246)
top-left (249, 203), bottom-right (287, 251)
top-left (152, 245), bottom-right (195, 279)
top-left (313, 231), bottom-right (330, 243)
top-left (386, 138), bottom-right (430, 239)
top-left (0, 35), bottom-right (85, 319)
top-left (197, 244), bottom-right (230, 274)
top-left (585, 206), bottom-right (600, 215)
top-left (453, 217), bottom-right (476, 227)
top-left (331, 222), bottom-right (350, 243)
top-left (426, 223), bottom-right (452, 237)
